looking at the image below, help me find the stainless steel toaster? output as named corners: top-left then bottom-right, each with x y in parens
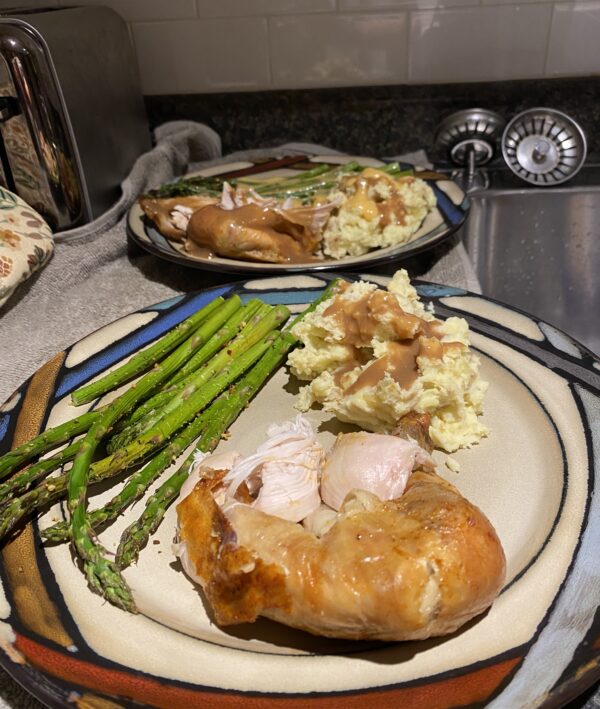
top-left (0, 5), bottom-right (151, 231)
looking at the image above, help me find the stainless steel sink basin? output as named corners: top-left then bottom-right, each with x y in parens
top-left (458, 181), bottom-right (600, 356)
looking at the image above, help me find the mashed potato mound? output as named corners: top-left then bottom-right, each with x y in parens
top-left (287, 270), bottom-right (488, 453)
top-left (321, 168), bottom-right (436, 259)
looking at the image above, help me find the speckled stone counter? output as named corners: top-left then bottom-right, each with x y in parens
top-left (145, 76), bottom-right (600, 161)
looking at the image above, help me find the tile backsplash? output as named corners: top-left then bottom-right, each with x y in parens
top-left (2, 0), bottom-right (599, 93)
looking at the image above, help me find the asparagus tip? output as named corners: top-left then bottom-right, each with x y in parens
top-left (84, 556), bottom-right (138, 613)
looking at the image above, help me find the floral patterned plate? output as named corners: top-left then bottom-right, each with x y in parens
top-left (0, 273), bottom-right (599, 708)
top-left (0, 187), bottom-right (53, 309)
top-left (127, 154), bottom-right (469, 273)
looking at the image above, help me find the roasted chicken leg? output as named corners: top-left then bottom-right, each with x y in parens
top-left (175, 416), bottom-right (505, 642)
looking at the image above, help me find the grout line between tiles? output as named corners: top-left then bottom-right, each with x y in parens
top-left (265, 16), bottom-right (275, 90)
top-left (406, 10), bottom-right (414, 83)
top-left (542, 3), bottom-right (557, 76)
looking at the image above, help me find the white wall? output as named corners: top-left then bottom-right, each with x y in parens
top-left (3, 0), bottom-right (600, 94)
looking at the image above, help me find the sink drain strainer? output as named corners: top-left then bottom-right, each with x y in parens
top-left (501, 108), bottom-right (587, 185)
top-left (435, 108), bottom-right (506, 166)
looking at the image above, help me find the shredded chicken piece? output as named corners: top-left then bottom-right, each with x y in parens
top-left (217, 416), bottom-right (325, 523)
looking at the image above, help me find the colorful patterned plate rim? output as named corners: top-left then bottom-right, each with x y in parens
top-left (1, 273), bottom-right (599, 709)
top-left (126, 154), bottom-right (469, 273)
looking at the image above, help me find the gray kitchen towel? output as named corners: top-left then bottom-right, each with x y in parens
top-left (0, 122), bottom-right (477, 406)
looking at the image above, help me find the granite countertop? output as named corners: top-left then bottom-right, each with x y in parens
top-left (144, 76), bottom-right (600, 163)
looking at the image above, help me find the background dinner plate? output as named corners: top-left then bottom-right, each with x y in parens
top-left (127, 154), bottom-right (469, 273)
top-left (1, 273), bottom-right (599, 708)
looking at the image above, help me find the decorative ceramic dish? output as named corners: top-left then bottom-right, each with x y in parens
top-left (127, 154), bottom-right (469, 273)
top-left (1, 274), bottom-right (599, 708)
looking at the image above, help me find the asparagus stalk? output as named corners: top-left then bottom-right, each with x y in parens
top-left (0, 296), bottom-right (239, 482)
top-left (109, 304), bottom-right (289, 451)
top-left (97, 326), bottom-right (286, 544)
top-left (236, 163), bottom-right (331, 187)
top-left (0, 475), bottom-right (63, 541)
top-left (0, 411), bottom-right (99, 482)
top-left (101, 334), bottom-right (276, 470)
top-left (149, 165), bottom-right (333, 198)
top-left (0, 441), bottom-right (79, 504)
top-left (0, 444), bottom-right (156, 542)
top-left (258, 163), bottom-right (412, 202)
top-left (148, 174), bottom-right (225, 199)
top-left (256, 162), bottom-right (361, 197)
top-left (113, 301), bottom-right (257, 436)
top-left (260, 180), bottom-right (336, 200)
top-left (116, 299), bottom-right (263, 432)
top-left (383, 166), bottom-right (414, 178)
top-left (71, 296), bottom-right (224, 406)
top-left (124, 301), bottom-right (271, 426)
top-left (115, 334), bottom-right (294, 568)
top-left (114, 465), bottom-right (190, 570)
top-left (148, 161), bottom-right (362, 201)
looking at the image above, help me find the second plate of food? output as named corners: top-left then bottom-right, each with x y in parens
top-left (127, 154), bottom-right (469, 273)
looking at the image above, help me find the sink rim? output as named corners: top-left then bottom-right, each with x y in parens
top-left (467, 184), bottom-right (600, 198)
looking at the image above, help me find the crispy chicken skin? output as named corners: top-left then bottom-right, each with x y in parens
top-left (176, 461), bottom-right (505, 642)
top-left (186, 204), bottom-right (320, 263)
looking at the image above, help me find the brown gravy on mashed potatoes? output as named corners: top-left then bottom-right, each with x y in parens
top-left (325, 283), bottom-right (465, 392)
top-left (288, 271), bottom-right (488, 451)
top-left (340, 169), bottom-right (410, 228)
